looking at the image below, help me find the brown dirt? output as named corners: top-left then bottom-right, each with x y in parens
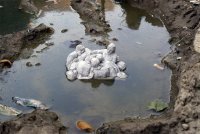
top-left (71, 0), bottom-right (111, 36)
top-left (0, 23), bottom-right (54, 71)
top-left (96, 0), bottom-right (200, 134)
top-left (0, 110), bottom-right (67, 134)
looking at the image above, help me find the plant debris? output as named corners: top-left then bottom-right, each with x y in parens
top-left (0, 104), bottom-right (21, 116)
top-left (153, 63), bottom-right (164, 70)
top-left (0, 59), bottom-right (12, 67)
top-left (147, 100), bottom-right (168, 112)
top-left (76, 120), bottom-right (94, 133)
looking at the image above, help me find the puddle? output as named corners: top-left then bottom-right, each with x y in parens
top-left (0, 0), bottom-right (171, 133)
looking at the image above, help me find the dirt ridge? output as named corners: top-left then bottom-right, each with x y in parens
top-left (97, 0), bottom-right (200, 133)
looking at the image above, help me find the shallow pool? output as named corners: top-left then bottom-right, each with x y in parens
top-left (0, 0), bottom-right (171, 133)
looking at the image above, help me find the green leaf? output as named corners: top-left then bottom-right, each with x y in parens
top-left (148, 100), bottom-right (168, 112)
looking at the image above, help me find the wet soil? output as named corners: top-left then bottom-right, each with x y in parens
top-left (0, 110), bottom-right (67, 134)
top-left (71, 0), bottom-right (111, 36)
top-left (97, 0), bottom-right (200, 133)
top-left (0, 24), bottom-right (54, 71)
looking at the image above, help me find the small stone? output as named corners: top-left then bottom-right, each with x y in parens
top-left (192, 112), bottom-right (199, 119)
top-left (50, 23), bottom-right (53, 25)
top-left (35, 63), bottom-right (41, 66)
top-left (117, 28), bottom-right (122, 30)
top-left (61, 29), bottom-right (68, 33)
top-left (89, 38), bottom-right (96, 42)
top-left (177, 57), bottom-right (182, 60)
top-left (182, 123), bottom-right (189, 130)
top-left (45, 42), bottom-right (54, 46)
top-left (26, 62), bottom-right (33, 67)
top-left (112, 38), bottom-right (118, 41)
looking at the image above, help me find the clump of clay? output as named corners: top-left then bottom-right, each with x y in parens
top-left (66, 43), bottom-right (127, 80)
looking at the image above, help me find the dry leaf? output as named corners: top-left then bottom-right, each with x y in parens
top-left (153, 63), bottom-right (164, 70)
top-left (76, 120), bottom-right (94, 133)
top-left (0, 59), bottom-right (12, 66)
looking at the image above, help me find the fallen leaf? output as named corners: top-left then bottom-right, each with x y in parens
top-left (76, 120), bottom-right (94, 133)
top-left (148, 100), bottom-right (168, 112)
top-left (0, 59), bottom-right (12, 66)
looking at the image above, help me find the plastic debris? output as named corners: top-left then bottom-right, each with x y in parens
top-left (76, 120), bottom-right (94, 133)
top-left (190, 0), bottom-right (200, 4)
top-left (46, 0), bottom-right (58, 4)
top-left (66, 43), bottom-right (127, 80)
top-left (0, 104), bottom-right (21, 116)
top-left (0, 5), bottom-right (3, 8)
top-left (136, 42), bottom-right (142, 45)
top-left (0, 59), bottom-right (12, 67)
top-left (36, 10), bottom-right (43, 18)
top-left (177, 57), bottom-right (182, 60)
top-left (148, 100), bottom-right (168, 112)
top-left (12, 97), bottom-right (48, 110)
top-left (153, 63), bottom-right (164, 70)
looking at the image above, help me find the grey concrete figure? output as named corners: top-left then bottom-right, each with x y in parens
top-left (66, 43), bottom-right (127, 80)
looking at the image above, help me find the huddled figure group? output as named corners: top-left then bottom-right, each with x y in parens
top-left (66, 43), bottom-right (127, 80)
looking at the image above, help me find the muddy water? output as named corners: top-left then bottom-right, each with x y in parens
top-left (0, 0), bottom-right (31, 35)
top-left (0, 1), bottom-right (171, 133)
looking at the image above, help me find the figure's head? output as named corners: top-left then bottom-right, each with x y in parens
top-left (107, 43), bottom-right (116, 54)
top-left (76, 45), bottom-right (85, 54)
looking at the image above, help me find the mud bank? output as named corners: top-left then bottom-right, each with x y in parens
top-left (71, 0), bottom-right (111, 36)
top-left (97, 0), bottom-right (200, 133)
top-left (0, 110), bottom-right (67, 134)
top-left (0, 24), bottom-right (53, 71)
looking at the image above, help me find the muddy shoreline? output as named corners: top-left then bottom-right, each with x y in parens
top-left (0, 0), bottom-right (199, 133)
top-left (97, 0), bottom-right (200, 133)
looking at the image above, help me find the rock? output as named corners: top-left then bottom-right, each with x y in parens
top-left (45, 42), bottom-right (54, 46)
top-left (71, 0), bottom-right (111, 36)
top-left (0, 23), bottom-right (54, 70)
top-left (18, 0), bottom-right (38, 14)
top-left (26, 62), bottom-right (33, 67)
top-left (61, 29), bottom-right (68, 33)
top-left (182, 123), bottom-right (189, 130)
top-left (0, 110), bottom-right (67, 134)
top-left (35, 63), bottom-right (41, 66)
top-left (112, 38), bottom-right (118, 41)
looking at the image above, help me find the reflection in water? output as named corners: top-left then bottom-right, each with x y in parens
top-left (0, 0), bottom-right (31, 35)
top-left (121, 3), bottom-right (163, 30)
top-left (96, 0), bottom-right (114, 11)
top-left (34, 0), bottom-right (71, 11)
top-left (80, 79), bottom-right (115, 88)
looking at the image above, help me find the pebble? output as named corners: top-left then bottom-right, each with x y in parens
top-left (112, 38), bottom-right (118, 41)
top-left (61, 29), bottom-right (68, 33)
top-left (45, 42), bottom-right (54, 46)
top-left (26, 62), bottom-right (33, 67)
top-left (182, 123), bottom-right (189, 130)
top-left (35, 63), bottom-right (41, 66)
